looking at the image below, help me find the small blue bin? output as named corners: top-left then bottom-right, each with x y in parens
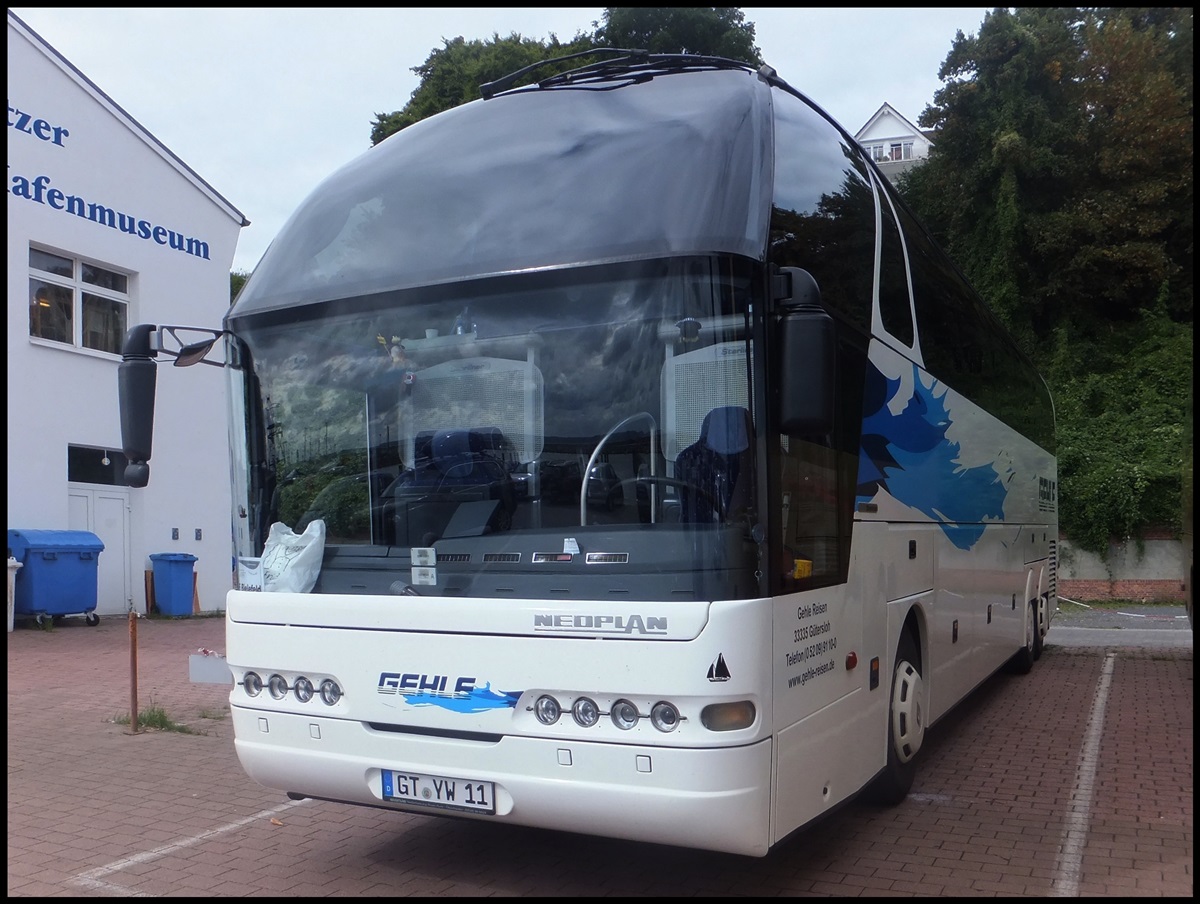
top-left (7, 529), bottom-right (104, 623)
top-left (149, 553), bottom-right (197, 617)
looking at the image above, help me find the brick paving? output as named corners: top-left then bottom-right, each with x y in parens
top-left (6, 613), bottom-right (1193, 896)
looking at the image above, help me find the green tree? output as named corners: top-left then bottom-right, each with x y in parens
top-left (592, 7), bottom-right (762, 63)
top-left (370, 32), bottom-right (593, 145)
top-left (1035, 9), bottom-right (1193, 332)
top-left (901, 7), bottom-right (1194, 556)
top-left (370, 8), bottom-right (763, 145)
top-left (230, 269), bottom-right (250, 303)
top-left (901, 8), bottom-right (1090, 353)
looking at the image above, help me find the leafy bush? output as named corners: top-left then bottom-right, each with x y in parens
top-left (1050, 306), bottom-right (1191, 555)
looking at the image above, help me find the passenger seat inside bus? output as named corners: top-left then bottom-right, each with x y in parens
top-left (676, 405), bottom-right (754, 524)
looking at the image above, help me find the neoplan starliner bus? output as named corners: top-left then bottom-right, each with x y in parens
top-left (118, 51), bottom-right (1058, 857)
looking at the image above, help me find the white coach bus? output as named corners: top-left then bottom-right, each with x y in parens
top-left (118, 51), bottom-right (1057, 857)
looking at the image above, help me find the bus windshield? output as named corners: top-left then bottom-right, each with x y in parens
top-left (229, 255), bottom-right (769, 602)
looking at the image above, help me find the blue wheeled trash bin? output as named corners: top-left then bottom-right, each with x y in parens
top-left (7, 529), bottom-right (104, 626)
top-left (149, 553), bottom-right (198, 617)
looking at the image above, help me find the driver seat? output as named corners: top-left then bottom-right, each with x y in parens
top-left (675, 405), bottom-right (754, 523)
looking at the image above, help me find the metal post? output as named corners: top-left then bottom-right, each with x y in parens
top-left (129, 609), bottom-right (139, 734)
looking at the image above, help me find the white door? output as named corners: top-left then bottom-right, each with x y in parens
top-left (68, 486), bottom-right (132, 616)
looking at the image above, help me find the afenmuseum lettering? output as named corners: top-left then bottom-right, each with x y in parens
top-left (9, 171), bottom-right (211, 260)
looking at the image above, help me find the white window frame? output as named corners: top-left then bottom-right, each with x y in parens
top-left (28, 245), bottom-right (131, 356)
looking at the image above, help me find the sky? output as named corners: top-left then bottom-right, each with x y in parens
top-left (10, 7), bottom-right (992, 273)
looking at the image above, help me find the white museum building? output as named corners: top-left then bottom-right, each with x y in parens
top-left (7, 10), bottom-right (247, 618)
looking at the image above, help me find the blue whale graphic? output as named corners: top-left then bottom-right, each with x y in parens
top-left (404, 681), bottom-right (522, 714)
top-left (857, 361), bottom-right (1008, 549)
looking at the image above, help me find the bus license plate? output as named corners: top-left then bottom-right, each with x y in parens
top-left (382, 770), bottom-right (495, 814)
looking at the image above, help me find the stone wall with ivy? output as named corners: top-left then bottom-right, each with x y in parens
top-left (1058, 533), bottom-right (1187, 602)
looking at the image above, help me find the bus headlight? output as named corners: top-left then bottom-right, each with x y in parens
top-left (268, 674), bottom-right (289, 700)
top-left (700, 700), bottom-right (756, 731)
top-left (649, 701), bottom-right (680, 732)
top-left (572, 696), bottom-right (600, 727)
top-left (293, 676), bottom-right (314, 703)
top-left (533, 694), bottom-right (561, 725)
top-left (610, 699), bottom-right (639, 730)
top-left (242, 671), bottom-right (263, 697)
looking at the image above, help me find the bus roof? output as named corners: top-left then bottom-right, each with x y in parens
top-left (229, 63), bottom-right (776, 319)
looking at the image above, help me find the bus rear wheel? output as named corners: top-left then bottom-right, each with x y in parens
top-left (1006, 599), bottom-right (1038, 675)
top-left (868, 630), bottom-right (924, 805)
top-left (1032, 597), bottom-right (1045, 661)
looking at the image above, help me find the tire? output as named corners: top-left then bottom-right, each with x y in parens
top-left (1006, 599), bottom-right (1037, 675)
top-left (85, 612), bottom-right (100, 627)
top-left (1032, 596), bottom-right (1045, 661)
top-left (868, 630), bottom-right (925, 805)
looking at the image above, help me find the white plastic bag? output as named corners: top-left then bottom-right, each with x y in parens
top-left (261, 520), bottom-right (325, 593)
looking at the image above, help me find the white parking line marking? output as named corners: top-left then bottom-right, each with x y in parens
top-left (1050, 652), bottom-right (1114, 897)
top-left (73, 798), bottom-right (312, 893)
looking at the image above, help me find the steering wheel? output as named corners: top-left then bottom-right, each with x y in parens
top-left (623, 474), bottom-right (725, 523)
top-left (581, 412), bottom-right (658, 525)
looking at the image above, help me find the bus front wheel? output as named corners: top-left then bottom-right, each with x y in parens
top-left (869, 631), bottom-right (925, 805)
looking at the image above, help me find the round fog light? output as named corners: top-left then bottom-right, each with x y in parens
top-left (293, 677), bottom-right (314, 703)
top-left (268, 674), bottom-right (289, 699)
top-left (572, 696), bottom-right (600, 727)
top-left (534, 695), bottom-right (561, 725)
top-left (243, 671), bottom-right (263, 697)
top-left (650, 701), bottom-right (680, 732)
top-left (610, 699), bottom-right (639, 730)
top-left (319, 679), bottom-right (342, 705)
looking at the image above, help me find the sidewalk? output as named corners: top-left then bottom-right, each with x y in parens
top-left (7, 611), bottom-right (1193, 897)
top-left (7, 613), bottom-right (231, 730)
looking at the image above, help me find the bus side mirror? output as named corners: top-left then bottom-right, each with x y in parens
top-left (775, 268), bottom-right (835, 437)
top-left (174, 337), bottom-right (220, 367)
top-left (118, 324), bottom-right (159, 488)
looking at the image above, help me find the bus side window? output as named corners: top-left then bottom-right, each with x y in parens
top-left (875, 178), bottom-right (915, 348)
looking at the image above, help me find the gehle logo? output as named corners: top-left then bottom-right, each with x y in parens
top-left (1038, 476), bottom-right (1057, 511)
top-left (376, 672), bottom-right (522, 714)
top-left (533, 613), bottom-right (668, 635)
top-left (378, 673), bottom-right (477, 696)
